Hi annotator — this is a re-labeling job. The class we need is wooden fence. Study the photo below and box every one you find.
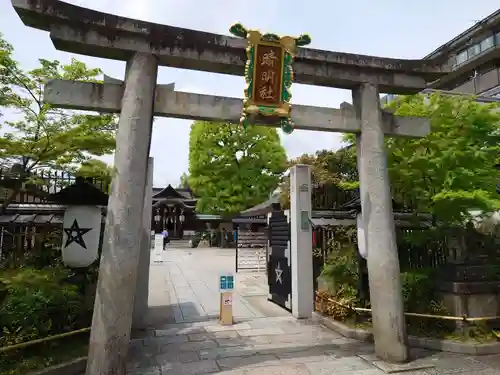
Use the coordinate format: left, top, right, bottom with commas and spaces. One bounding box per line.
0, 169, 110, 268
310, 183, 455, 293
0, 211, 106, 269
311, 184, 356, 211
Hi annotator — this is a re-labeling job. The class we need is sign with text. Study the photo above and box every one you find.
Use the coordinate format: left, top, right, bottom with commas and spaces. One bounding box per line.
252, 44, 284, 107
219, 274, 234, 291
229, 23, 311, 134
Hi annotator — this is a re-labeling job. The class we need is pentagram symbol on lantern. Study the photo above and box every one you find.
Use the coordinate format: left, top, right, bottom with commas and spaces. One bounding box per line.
275, 263, 283, 284
64, 219, 92, 249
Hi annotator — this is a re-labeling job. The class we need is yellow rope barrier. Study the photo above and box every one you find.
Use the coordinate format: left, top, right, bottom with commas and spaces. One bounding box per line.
316, 292, 500, 322
0, 327, 90, 354
4, 292, 500, 354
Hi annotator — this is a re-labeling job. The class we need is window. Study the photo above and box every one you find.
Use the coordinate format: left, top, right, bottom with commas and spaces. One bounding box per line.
468, 44, 481, 58
480, 36, 495, 52
496, 31, 500, 45
455, 50, 468, 65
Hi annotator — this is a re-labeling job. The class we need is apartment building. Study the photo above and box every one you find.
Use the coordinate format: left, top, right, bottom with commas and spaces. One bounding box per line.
381, 8, 500, 106
425, 9, 500, 96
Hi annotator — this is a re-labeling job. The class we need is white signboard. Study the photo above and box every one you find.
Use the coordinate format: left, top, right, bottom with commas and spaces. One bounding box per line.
62, 206, 101, 268
357, 213, 368, 260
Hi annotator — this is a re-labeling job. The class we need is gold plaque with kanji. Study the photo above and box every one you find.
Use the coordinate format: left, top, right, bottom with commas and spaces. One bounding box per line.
229, 23, 311, 134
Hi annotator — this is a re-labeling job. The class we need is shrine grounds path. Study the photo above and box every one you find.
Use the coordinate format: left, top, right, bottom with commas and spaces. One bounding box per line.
126, 242, 500, 374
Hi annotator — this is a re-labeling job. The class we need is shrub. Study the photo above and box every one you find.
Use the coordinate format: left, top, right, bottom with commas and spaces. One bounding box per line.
401, 269, 454, 335
317, 227, 360, 321
0, 267, 83, 346
319, 226, 358, 296
401, 269, 434, 312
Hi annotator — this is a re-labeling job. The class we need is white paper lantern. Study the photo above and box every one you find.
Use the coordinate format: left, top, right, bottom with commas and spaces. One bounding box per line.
62, 205, 101, 267
357, 213, 368, 260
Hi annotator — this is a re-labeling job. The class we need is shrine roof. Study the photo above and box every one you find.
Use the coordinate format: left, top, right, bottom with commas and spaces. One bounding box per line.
153, 184, 194, 199
240, 195, 281, 217
48, 177, 109, 205
339, 195, 404, 212
0, 213, 63, 225
12, 0, 448, 93
152, 199, 196, 211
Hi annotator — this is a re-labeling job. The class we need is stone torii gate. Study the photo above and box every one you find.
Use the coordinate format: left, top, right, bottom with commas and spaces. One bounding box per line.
11, 0, 447, 372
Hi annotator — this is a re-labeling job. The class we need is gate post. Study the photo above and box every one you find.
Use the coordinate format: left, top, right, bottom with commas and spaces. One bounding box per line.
353, 83, 408, 363
86, 53, 158, 375
290, 164, 313, 318
133, 156, 154, 330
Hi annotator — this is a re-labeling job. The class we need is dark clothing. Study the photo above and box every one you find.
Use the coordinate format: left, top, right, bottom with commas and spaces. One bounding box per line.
163, 236, 169, 250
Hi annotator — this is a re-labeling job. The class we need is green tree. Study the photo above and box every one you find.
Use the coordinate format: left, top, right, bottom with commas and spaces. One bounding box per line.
74, 159, 113, 193
75, 159, 113, 179
0, 33, 21, 119
279, 146, 358, 208
177, 172, 190, 189
0, 54, 117, 211
385, 93, 500, 224
342, 93, 500, 224
188, 121, 287, 215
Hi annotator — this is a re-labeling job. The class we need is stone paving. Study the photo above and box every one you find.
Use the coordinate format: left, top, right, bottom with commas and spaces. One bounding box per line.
129, 243, 500, 374
145, 239, 288, 327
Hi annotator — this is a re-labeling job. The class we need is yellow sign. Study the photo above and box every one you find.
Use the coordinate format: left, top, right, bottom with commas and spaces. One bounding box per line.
219, 291, 233, 325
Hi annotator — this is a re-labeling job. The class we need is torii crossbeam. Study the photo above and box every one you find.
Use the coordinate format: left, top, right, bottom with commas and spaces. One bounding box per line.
44, 79, 429, 137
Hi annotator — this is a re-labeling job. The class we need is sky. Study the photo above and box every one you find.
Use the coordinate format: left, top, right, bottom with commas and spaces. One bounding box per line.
1, 0, 499, 188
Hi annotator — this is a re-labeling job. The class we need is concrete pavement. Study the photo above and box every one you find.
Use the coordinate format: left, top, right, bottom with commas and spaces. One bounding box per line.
127, 243, 500, 374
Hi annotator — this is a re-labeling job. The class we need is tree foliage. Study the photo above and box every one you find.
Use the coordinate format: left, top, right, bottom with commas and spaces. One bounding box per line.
0, 36, 117, 210
75, 159, 112, 179
188, 122, 287, 215
177, 172, 190, 189
342, 93, 500, 224
385, 93, 500, 224
280, 146, 358, 208
0, 33, 20, 116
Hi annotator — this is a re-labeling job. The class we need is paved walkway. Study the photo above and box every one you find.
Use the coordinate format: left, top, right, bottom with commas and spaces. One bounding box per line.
145, 240, 288, 326
128, 243, 500, 374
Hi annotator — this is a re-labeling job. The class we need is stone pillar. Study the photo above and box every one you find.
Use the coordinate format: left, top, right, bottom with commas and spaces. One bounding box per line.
290, 164, 314, 318
86, 52, 158, 375
353, 83, 408, 363
132, 157, 154, 330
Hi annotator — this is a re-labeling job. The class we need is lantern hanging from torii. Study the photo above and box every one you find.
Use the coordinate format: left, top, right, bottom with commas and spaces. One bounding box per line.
49, 177, 109, 268
229, 23, 311, 134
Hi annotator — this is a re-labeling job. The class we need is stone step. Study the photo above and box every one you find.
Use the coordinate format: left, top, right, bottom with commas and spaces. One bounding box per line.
153, 236, 192, 249
238, 258, 261, 264
237, 247, 267, 272
238, 251, 266, 257
168, 240, 192, 248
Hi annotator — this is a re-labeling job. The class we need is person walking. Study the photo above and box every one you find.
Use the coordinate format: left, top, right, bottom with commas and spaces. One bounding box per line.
162, 229, 169, 250
222, 228, 228, 248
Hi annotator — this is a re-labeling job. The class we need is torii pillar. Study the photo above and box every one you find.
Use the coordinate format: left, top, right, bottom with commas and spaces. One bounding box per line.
86, 53, 158, 375
353, 83, 408, 362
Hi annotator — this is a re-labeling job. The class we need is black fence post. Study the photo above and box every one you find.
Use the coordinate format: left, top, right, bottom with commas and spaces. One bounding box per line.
235, 228, 239, 272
